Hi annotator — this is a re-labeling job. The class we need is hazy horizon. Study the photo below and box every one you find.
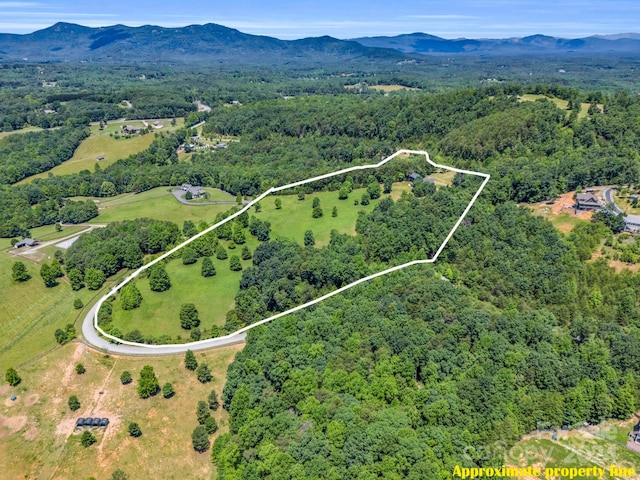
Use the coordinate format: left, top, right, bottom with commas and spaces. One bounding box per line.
0, 0, 637, 40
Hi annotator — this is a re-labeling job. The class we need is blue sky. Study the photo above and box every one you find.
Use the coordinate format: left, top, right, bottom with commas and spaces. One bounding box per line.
0, 1, 637, 39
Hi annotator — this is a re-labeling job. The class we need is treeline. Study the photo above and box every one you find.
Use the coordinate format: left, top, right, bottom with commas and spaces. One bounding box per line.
3, 85, 640, 236
216, 198, 640, 479
65, 218, 180, 290
0, 125, 89, 184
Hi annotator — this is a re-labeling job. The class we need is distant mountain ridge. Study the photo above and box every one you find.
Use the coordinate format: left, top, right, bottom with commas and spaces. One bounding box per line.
0, 22, 403, 65
352, 32, 640, 55
0, 22, 638, 66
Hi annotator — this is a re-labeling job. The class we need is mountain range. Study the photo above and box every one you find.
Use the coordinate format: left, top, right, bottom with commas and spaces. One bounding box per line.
352, 32, 640, 55
0, 22, 638, 65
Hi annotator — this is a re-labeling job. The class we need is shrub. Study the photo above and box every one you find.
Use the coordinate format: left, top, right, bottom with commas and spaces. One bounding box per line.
162, 382, 175, 398
73, 298, 84, 309
75, 362, 86, 374
128, 422, 142, 437
120, 371, 132, 385
68, 395, 80, 411
205, 416, 218, 434
196, 363, 212, 383
80, 430, 96, 447
5, 367, 21, 386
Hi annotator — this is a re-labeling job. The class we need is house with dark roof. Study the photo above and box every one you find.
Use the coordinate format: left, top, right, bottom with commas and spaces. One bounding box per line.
408, 173, 422, 183
14, 238, 37, 248
122, 125, 141, 134
575, 193, 602, 210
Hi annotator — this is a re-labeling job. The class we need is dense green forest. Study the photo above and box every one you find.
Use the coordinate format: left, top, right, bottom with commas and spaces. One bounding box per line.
215, 199, 640, 479
0, 125, 88, 184
3, 82, 640, 237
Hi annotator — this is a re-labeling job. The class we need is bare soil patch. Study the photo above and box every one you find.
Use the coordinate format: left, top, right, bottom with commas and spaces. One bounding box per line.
0, 414, 27, 439
24, 393, 39, 407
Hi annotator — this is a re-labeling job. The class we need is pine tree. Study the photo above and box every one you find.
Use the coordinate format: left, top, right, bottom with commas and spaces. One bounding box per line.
137, 365, 160, 399
196, 363, 212, 383
304, 230, 315, 247
163, 382, 175, 398
216, 245, 228, 260
120, 283, 143, 310
201, 257, 216, 277
185, 350, 198, 371
205, 416, 218, 434
191, 425, 209, 452
149, 265, 171, 292
197, 400, 210, 424
208, 389, 220, 410
120, 371, 132, 384
180, 303, 200, 329
241, 246, 252, 260
229, 255, 242, 271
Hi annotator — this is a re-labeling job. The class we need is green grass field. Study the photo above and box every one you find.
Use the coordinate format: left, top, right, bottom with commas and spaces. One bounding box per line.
254, 186, 380, 247
0, 249, 101, 372
0, 340, 240, 479
519, 94, 598, 120
111, 250, 250, 338
86, 187, 234, 225
17, 118, 185, 184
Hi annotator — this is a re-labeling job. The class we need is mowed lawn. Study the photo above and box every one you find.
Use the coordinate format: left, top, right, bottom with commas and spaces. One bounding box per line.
112, 250, 251, 338
0, 341, 240, 480
0, 250, 98, 371
87, 187, 234, 224
17, 118, 185, 183
254, 187, 380, 247
519, 93, 598, 119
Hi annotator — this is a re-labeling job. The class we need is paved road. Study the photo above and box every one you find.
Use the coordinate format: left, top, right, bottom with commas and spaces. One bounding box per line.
603, 187, 623, 213
81, 302, 246, 355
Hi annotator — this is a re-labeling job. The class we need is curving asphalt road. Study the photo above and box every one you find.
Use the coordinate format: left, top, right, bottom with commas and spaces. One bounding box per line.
603, 187, 623, 213
81, 302, 246, 355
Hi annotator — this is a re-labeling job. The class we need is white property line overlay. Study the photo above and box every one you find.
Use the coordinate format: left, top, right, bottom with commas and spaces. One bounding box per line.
93, 149, 490, 348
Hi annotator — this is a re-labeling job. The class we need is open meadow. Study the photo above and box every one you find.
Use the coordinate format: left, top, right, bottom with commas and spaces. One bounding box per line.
0, 341, 240, 479
87, 187, 234, 225
519, 94, 600, 119
17, 118, 185, 184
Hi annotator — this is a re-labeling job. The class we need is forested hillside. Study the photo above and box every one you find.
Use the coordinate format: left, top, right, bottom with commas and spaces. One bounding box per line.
3, 84, 640, 237
216, 199, 639, 479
